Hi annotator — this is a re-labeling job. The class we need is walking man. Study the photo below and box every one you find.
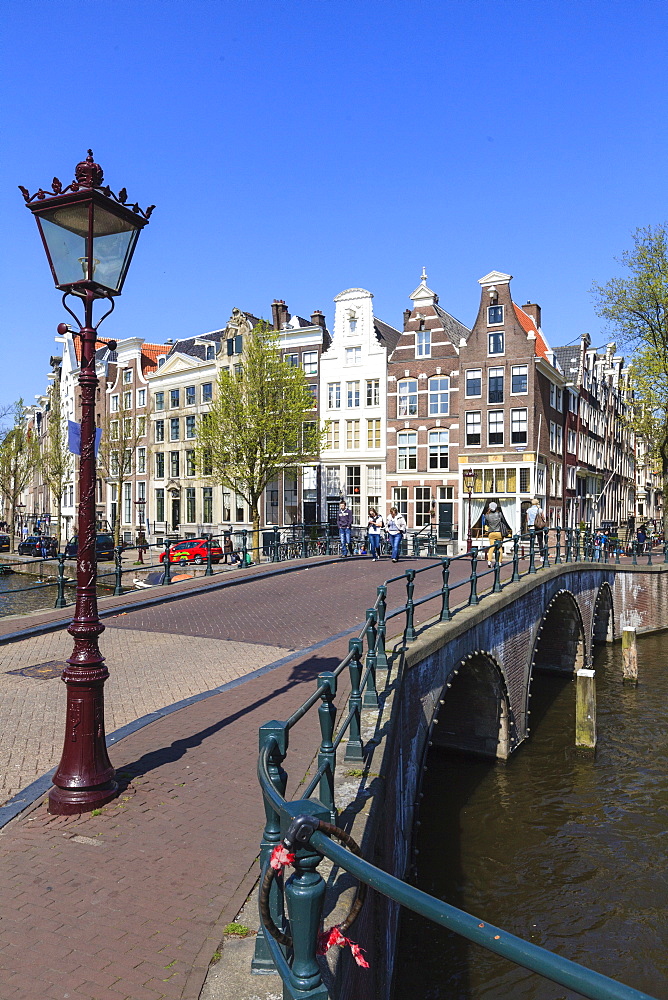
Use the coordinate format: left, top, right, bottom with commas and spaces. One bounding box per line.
337, 500, 353, 557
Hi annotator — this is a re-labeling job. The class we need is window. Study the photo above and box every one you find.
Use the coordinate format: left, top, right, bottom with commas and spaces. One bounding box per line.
488, 330, 504, 355
326, 421, 340, 449
303, 351, 318, 375
155, 419, 164, 442
170, 452, 179, 477
302, 420, 317, 451
466, 411, 481, 446
110, 451, 119, 475
111, 394, 119, 412
367, 419, 381, 449
136, 388, 146, 407
398, 431, 417, 470
465, 370, 482, 398
123, 417, 133, 438
366, 379, 380, 406
186, 488, 196, 523
348, 318, 357, 334
367, 465, 381, 496
285, 353, 299, 368
429, 430, 449, 469
567, 466, 577, 490
155, 488, 164, 522
202, 487, 213, 523
345, 347, 361, 365
347, 381, 360, 407
511, 365, 528, 394
123, 483, 132, 524
346, 420, 360, 449
169, 389, 180, 409
398, 379, 418, 417
392, 487, 408, 517
519, 468, 531, 493
186, 450, 196, 476
488, 367, 504, 403
157, 356, 166, 368
488, 305, 504, 325
511, 408, 528, 444
428, 377, 449, 416
155, 452, 164, 478
154, 391, 164, 411
110, 420, 119, 441
488, 410, 504, 445
568, 429, 577, 453
206, 344, 216, 360
137, 447, 146, 474
325, 466, 341, 497
170, 418, 180, 441
346, 465, 361, 499
556, 424, 563, 455
137, 415, 146, 437
185, 415, 196, 439
416, 329, 431, 358
202, 450, 212, 476
123, 369, 132, 383
202, 382, 213, 403
415, 487, 432, 527
185, 385, 196, 406
328, 382, 341, 409
556, 387, 563, 412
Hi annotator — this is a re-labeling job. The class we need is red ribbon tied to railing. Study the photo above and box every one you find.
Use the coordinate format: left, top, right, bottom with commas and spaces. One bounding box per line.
270, 845, 296, 870
317, 925, 370, 968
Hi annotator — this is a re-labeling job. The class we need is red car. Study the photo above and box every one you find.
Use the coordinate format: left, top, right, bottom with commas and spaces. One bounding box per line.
159, 538, 223, 565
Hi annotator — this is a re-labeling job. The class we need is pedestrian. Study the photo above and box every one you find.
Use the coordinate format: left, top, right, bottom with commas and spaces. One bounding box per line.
367, 507, 383, 561
337, 500, 353, 558
526, 498, 546, 559
483, 502, 510, 567
223, 527, 234, 564
636, 525, 647, 553
387, 506, 407, 563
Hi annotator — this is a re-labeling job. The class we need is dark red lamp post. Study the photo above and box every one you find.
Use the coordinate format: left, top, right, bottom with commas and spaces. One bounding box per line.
21, 151, 153, 814
463, 467, 475, 553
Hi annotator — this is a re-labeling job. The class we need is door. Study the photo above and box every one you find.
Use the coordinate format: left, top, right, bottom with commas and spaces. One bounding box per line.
438, 502, 453, 539
171, 497, 181, 531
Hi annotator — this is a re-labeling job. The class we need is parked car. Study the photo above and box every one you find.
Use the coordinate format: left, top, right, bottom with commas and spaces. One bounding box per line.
159, 538, 223, 564
18, 535, 59, 557
64, 533, 116, 561
0, 533, 10, 552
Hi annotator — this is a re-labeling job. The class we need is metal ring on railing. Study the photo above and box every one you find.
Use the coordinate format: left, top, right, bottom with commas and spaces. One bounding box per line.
259, 814, 367, 947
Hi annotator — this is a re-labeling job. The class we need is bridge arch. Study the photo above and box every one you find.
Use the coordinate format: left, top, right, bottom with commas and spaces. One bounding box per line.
530, 589, 585, 679
592, 581, 614, 646
430, 651, 512, 760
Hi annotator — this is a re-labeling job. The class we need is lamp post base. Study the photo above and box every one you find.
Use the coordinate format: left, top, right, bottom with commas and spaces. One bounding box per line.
48, 780, 118, 815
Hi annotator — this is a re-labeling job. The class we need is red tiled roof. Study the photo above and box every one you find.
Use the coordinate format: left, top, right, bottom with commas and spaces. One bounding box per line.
73, 335, 113, 365
141, 344, 171, 373
513, 303, 550, 360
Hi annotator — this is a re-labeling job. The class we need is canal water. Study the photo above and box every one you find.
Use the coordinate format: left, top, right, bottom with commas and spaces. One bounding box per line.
394, 634, 668, 1000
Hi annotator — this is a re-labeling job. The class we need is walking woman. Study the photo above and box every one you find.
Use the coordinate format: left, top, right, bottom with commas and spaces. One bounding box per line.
387, 506, 407, 563
367, 507, 383, 561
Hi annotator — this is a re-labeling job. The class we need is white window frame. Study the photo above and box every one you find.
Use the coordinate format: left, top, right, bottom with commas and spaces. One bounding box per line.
487, 304, 504, 325
345, 347, 361, 365
488, 330, 505, 356
511, 365, 528, 395
488, 409, 504, 446
465, 411, 482, 447
465, 369, 482, 399
398, 431, 417, 471
428, 376, 449, 416
416, 329, 431, 358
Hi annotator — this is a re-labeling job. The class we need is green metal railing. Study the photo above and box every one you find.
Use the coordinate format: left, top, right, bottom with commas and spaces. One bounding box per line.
254, 527, 663, 999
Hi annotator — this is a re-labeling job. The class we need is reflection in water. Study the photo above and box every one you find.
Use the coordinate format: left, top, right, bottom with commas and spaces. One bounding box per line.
394, 636, 668, 999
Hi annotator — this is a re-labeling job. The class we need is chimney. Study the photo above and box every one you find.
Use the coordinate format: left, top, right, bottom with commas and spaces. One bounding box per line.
403, 309, 411, 329
271, 299, 290, 330
522, 302, 541, 329
311, 310, 326, 331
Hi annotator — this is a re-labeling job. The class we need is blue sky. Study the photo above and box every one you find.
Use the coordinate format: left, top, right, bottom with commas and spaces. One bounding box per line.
1, 0, 667, 408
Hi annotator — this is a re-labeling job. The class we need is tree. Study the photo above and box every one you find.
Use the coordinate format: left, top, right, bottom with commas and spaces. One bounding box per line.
97, 400, 150, 547
197, 320, 324, 559
0, 401, 40, 552
592, 223, 668, 537
40, 373, 71, 548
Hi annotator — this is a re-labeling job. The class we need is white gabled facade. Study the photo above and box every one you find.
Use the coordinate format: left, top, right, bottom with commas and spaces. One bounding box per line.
319, 288, 399, 527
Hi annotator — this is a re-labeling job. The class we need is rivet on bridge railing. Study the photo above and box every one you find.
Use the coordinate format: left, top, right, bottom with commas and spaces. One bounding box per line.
252, 721, 289, 974
363, 609, 379, 709
344, 638, 364, 762
317, 673, 337, 824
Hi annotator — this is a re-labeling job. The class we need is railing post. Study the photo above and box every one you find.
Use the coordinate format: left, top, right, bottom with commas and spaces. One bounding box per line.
241, 528, 249, 568
511, 534, 521, 582
375, 585, 389, 670
565, 528, 573, 563
469, 547, 480, 605
325, 531, 331, 556
632, 540, 637, 565
555, 524, 562, 564
301, 524, 308, 560
404, 568, 417, 642
493, 539, 502, 592
252, 721, 289, 974
528, 529, 537, 574
363, 608, 379, 708
440, 557, 451, 622
575, 528, 581, 561
647, 540, 653, 565
271, 530, 279, 563
413, 534, 420, 558
113, 545, 123, 596
317, 673, 337, 824
615, 538, 621, 564
542, 528, 550, 569
664, 540, 668, 564
204, 533, 214, 576
162, 539, 172, 585
282, 799, 331, 1000
54, 551, 67, 609
344, 638, 364, 762
603, 538, 609, 564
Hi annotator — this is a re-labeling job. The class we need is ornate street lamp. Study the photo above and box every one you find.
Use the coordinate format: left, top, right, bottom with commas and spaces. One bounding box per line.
463, 467, 475, 553
21, 151, 153, 814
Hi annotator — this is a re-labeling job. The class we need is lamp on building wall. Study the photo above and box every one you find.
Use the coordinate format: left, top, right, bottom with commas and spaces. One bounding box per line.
21, 151, 153, 815
463, 467, 475, 552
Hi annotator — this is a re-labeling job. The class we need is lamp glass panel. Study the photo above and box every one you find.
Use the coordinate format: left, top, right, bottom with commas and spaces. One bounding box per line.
39, 216, 87, 287
92, 227, 139, 292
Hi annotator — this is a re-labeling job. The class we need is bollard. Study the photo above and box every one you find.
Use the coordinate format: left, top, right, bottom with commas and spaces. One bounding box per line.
54, 551, 67, 609
162, 540, 172, 585
404, 569, 417, 642
113, 546, 123, 596
204, 533, 213, 576
317, 673, 337, 823
469, 547, 479, 605
363, 609, 379, 708
440, 558, 451, 622
344, 638, 364, 761
252, 722, 289, 973
575, 668, 596, 748
622, 627, 638, 685
375, 585, 389, 670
